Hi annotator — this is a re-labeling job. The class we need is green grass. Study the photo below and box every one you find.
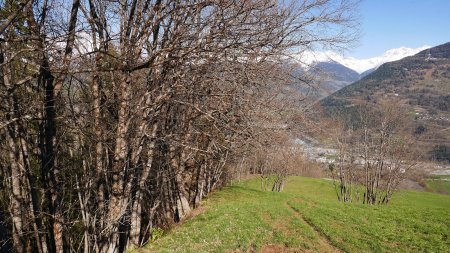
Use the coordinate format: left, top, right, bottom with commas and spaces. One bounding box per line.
426, 179, 450, 195
140, 177, 450, 253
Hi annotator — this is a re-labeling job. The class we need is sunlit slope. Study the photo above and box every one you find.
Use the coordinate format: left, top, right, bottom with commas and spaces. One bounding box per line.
140, 177, 450, 253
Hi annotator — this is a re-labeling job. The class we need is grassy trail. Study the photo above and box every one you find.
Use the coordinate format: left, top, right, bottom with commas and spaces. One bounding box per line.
285, 200, 342, 253
137, 177, 450, 253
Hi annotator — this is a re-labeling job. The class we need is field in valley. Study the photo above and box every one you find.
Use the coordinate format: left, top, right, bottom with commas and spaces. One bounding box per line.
137, 177, 450, 253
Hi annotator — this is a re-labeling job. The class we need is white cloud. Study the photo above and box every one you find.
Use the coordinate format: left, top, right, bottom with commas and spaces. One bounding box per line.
295, 45, 431, 73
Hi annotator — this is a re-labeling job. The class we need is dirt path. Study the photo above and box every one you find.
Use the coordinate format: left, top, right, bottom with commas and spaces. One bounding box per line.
285, 200, 343, 253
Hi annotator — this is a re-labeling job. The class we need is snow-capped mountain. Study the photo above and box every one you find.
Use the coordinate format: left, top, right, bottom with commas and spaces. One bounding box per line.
297, 45, 431, 73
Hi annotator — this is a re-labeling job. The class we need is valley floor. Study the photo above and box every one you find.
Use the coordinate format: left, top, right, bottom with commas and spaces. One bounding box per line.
137, 177, 450, 253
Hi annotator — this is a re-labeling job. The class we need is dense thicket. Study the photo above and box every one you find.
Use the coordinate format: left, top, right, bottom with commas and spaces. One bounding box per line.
0, 0, 357, 252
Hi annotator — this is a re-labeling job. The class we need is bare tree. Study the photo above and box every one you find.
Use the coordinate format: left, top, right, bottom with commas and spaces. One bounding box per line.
0, 0, 359, 252
330, 103, 419, 204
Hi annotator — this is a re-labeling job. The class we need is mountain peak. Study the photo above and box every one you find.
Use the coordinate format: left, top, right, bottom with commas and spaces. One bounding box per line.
297, 45, 431, 74
382, 46, 428, 58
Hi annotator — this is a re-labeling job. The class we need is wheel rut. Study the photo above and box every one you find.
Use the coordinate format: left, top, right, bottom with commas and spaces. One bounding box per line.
286, 200, 344, 253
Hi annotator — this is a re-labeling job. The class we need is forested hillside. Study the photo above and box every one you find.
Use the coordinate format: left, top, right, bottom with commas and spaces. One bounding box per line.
321, 42, 450, 162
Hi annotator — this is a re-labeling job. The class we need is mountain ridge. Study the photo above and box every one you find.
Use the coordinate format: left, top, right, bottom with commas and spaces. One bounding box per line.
299, 45, 430, 73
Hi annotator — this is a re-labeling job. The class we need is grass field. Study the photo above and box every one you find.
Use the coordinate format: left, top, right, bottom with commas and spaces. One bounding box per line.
426, 179, 450, 195
139, 177, 450, 253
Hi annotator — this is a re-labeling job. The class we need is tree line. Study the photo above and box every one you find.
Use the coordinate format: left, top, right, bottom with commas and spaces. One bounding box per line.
0, 0, 358, 252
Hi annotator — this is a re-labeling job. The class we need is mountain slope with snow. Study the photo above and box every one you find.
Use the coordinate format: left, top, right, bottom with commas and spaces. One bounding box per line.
307, 61, 360, 98
298, 45, 431, 73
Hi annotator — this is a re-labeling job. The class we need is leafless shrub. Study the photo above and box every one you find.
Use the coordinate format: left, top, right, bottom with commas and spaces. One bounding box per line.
330, 103, 420, 204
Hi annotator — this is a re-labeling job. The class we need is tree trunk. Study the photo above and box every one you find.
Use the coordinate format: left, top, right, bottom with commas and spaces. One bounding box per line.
106, 72, 131, 253
130, 123, 158, 247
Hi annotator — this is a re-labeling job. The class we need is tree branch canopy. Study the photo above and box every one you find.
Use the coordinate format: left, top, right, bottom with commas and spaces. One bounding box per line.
0, 1, 359, 252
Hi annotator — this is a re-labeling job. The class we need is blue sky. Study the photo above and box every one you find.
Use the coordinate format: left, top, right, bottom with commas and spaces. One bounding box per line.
351, 0, 450, 58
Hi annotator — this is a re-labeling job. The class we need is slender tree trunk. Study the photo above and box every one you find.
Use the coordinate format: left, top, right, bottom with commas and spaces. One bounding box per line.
2, 42, 26, 253
130, 122, 158, 247
6, 133, 26, 253
91, 53, 106, 231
